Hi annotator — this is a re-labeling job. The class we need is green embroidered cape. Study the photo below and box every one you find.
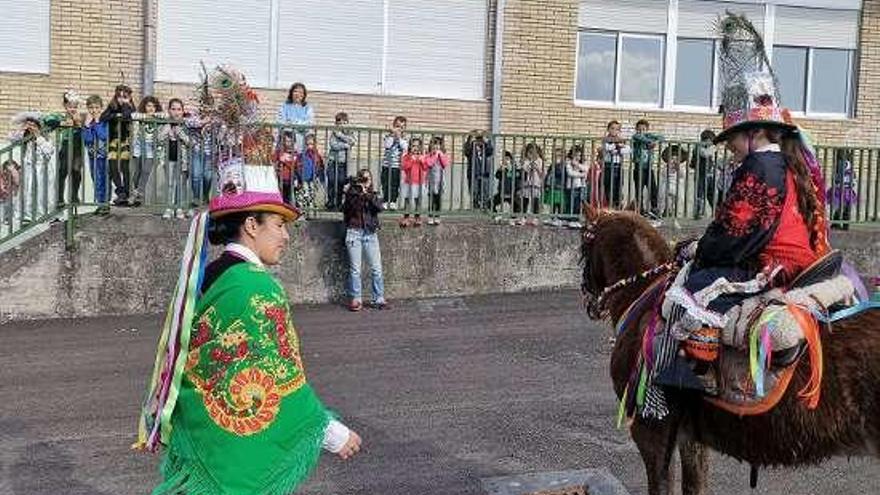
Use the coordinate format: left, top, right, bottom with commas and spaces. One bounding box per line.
153, 261, 331, 495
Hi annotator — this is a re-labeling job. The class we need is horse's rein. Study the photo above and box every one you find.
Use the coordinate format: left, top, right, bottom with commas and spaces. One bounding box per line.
595, 262, 676, 316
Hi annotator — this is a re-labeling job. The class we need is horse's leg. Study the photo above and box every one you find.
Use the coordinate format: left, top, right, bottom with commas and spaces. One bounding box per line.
679, 439, 708, 495
631, 416, 679, 495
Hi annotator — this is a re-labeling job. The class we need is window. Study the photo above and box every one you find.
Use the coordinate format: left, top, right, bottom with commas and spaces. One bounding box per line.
157, 0, 487, 99
575, 32, 616, 102
773, 47, 807, 112
620, 36, 664, 105
674, 39, 715, 107
575, 32, 664, 106
773, 46, 854, 116
810, 49, 853, 115
0, 0, 50, 74
575, 0, 860, 117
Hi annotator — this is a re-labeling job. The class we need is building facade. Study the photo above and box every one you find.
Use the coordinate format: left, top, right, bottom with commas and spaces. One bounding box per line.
1, 0, 876, 145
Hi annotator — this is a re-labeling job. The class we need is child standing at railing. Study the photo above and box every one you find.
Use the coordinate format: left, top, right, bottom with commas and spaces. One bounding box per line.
56, 90, 85, 207
130, 96, 166, 207
659, 144, 687, 220
158, 98, 190, 219
381, 116, 408, 210
273, 131, 296, 205
425, 136, 451, 225
494, 150, 521, 223
185, 107, 212, 211
83, 95, 110, 214
631, 119, 662, 216
100, 84, 136, 206
829, 148, 857, 231
8, 113, 56, 223
543, 147, 567, 227
327, 112, 357, 211
294, 133, 325, 217
564, 144, 590, 228
400, 137, 429, 227
520, 142, 545, 226
690, 129, 717, 220
602, 120, 630, 209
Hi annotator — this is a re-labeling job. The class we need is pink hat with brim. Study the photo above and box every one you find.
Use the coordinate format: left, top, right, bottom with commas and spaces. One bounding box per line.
209, 159, 302, 222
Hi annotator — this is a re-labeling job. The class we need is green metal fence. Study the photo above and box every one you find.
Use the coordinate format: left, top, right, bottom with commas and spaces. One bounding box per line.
1, 116, 876, 249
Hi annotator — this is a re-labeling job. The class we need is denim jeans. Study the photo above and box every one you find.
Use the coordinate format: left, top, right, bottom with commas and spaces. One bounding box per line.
190, 152, 213, 205
345, 228, 385, 303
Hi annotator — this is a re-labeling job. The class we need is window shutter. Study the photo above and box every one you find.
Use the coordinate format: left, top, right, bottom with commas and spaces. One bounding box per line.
0, 0, 49, 74
157, 0, 272, 87
677, 1, 764, 39
774, 7, 859, 49
384, 0, 488, 100
579, 0, 668, 34
277, 0, 384, 94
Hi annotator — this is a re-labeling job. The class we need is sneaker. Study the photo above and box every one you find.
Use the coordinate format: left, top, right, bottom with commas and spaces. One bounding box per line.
567, 221, 583, 229
389, 202, 398, 210
493, 215, 503, 223
542, 217, 554, 226
373, 300, 390, 310
129, 192, 143, 207
673, 219, 682, 230
162, 208, 173, 219
382, 202, 389, 210
113, 197, 129, 207
348, 300, 363, 312
175, 208, 186, 219
649, 218, 663, 228
433, 217, 441, 225
427, 218, 436, 226
514, 217, 525, 226
550, 218, 564, 227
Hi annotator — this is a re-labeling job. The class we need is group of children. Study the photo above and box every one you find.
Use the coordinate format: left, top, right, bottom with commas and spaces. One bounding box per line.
5, 85, 216, 221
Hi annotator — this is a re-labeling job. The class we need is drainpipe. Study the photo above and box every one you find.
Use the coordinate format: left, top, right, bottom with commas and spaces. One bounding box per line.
490, 0, 506, 135
142, 0, 156, 96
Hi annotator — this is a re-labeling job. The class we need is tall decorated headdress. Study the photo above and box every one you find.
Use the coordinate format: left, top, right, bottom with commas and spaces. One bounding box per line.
136, 64, 298, 453
714, 12, 796, 143
714, 11, 832, 256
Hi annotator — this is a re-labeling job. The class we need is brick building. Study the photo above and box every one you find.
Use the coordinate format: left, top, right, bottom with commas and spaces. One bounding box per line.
0, 0, 876, 145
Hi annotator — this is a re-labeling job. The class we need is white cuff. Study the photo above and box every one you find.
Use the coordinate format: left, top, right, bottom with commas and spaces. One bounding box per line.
322, 419, 351, 453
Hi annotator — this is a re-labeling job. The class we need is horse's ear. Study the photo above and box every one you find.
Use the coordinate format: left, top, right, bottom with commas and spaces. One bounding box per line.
583, 202, 600, 223
623, 200, 637, 212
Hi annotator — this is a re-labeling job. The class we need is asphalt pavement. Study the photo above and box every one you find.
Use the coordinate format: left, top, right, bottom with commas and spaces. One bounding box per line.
1, 290, 878, 494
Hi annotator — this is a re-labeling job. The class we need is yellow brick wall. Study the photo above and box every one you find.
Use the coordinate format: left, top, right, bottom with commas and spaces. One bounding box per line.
0, 0, 145, 138
498, 0, 880, 146
1, 0, 493, 138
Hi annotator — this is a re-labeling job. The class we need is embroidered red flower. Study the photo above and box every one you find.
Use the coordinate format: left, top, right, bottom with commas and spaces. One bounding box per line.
720, 172, 783, 237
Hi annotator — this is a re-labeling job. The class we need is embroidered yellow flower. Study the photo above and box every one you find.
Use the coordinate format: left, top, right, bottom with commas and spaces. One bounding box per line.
220, 330, 248, 348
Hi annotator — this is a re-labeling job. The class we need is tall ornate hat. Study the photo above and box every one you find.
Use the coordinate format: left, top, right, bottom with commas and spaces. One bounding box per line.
714, 12, 797, 143
197, 64, 300, 222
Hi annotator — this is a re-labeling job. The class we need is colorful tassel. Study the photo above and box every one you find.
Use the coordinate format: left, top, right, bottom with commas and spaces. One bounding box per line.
788, 303, 823, 409
135, 212, 210, 452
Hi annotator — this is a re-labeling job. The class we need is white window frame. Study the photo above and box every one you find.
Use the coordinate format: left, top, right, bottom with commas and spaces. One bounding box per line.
773, 44, 854, 119
670, 37, 719, 113
573, 0, 859, 119
573, 30, 666, 109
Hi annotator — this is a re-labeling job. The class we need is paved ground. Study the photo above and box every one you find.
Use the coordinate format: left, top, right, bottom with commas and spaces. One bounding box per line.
1, 290, 878, 495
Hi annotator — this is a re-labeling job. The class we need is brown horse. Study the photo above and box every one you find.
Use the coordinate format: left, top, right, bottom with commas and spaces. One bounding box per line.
579, 205, 880, 495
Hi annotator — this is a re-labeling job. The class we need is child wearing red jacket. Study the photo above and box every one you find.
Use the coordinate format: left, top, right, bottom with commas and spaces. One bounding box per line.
425, 136, 451, 225
273, 131, 296, 204
400, 137, 429, 227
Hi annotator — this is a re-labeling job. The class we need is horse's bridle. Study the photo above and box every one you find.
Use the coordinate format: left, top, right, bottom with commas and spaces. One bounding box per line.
581, 217, 676, 320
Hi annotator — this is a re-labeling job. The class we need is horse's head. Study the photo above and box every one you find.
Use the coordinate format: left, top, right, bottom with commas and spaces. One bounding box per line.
580, 203, 673, 321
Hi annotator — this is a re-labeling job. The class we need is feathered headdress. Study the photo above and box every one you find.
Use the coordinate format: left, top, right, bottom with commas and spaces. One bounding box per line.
714, 11, 796, 143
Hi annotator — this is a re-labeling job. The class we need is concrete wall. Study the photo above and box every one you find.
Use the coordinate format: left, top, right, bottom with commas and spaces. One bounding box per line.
1, 213, 878, 322
0, 214, 584, 322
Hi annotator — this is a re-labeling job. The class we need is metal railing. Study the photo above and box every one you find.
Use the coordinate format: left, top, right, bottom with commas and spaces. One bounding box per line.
1, 116, 877, 248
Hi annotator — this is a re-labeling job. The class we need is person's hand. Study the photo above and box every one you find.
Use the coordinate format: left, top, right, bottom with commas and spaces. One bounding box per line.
337, 430, 362, 460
